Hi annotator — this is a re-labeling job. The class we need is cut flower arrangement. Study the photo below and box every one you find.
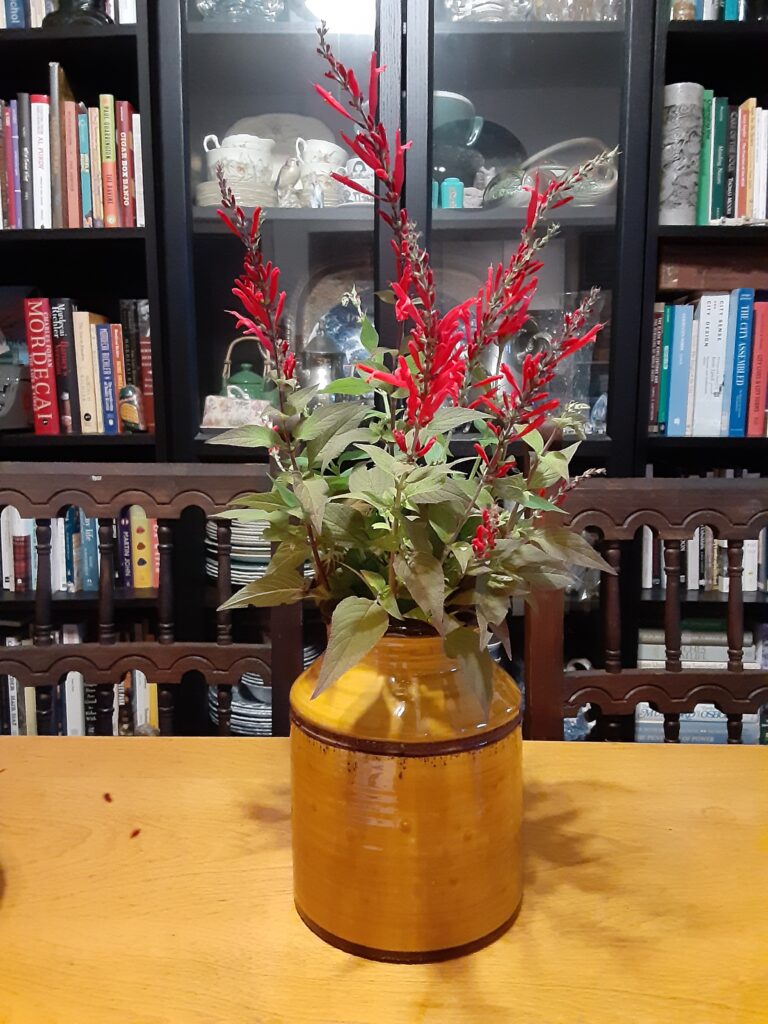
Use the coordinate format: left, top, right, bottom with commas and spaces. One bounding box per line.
212, 25, 613, 710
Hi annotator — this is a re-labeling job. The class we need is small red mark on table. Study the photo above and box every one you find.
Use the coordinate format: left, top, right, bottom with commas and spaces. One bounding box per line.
130, 828, 141, 839
103, 793, 113, 803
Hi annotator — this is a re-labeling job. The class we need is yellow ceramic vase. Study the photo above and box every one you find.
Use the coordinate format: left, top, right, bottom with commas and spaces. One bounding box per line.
290, 633, 523, 962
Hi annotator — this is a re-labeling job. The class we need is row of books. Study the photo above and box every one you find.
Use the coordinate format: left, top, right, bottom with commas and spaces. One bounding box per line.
0, 626, 158, 737
0, 0, 136, 29
10, 292, 154, 435
648, 290, 768, 437
0, 63, 144, 230
0, 504, 160, 593
696, 93, 768, 225
675, 0, 750, 18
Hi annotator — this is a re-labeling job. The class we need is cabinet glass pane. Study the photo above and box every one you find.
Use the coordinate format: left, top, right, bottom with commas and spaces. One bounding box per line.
430, 12, 625, 436
185, 1, 376, 434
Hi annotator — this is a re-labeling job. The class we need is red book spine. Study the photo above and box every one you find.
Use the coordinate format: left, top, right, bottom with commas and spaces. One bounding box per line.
116, 101, 135, 228
24, 297, 61, 435
138, 330, 154, 433
13, 534, 32, 591
63, 100, 81, 229
3, 104, 16, 229
747, 302, 768, 436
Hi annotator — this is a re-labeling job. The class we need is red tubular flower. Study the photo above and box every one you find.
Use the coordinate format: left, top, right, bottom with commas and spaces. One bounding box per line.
393, 429, 408, 453
313, 84, 354, 121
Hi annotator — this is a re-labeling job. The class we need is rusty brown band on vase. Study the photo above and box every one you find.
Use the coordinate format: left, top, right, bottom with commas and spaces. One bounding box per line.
289, 708, 522, 757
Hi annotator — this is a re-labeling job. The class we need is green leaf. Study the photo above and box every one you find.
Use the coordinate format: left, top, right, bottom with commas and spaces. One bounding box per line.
213, 508, 272, 522
533, 527, 613, 574
360, 570, 387, 596
444, 627, 493, 714
348, 465, 395, 506
270, 543, 311, 573
375, 288, 396, 305
318, 428, 374, 470
450, 541, 472, 576
424, 502, 464, 544
322, 504, 370, 547
394, 551, 445, 632
354, 443, 410, 476
228, 491, 287, 511
319, 377, 373, 396
475, 584, 510, 633
427, 406, 489, 435
206, 425, 282, 449
286, 386, 320, 414
360, 314, 379, 353
219, 565, 305, 610
313, 597, 389, 696
523, 429, 545, 455
294, 402, 366, 443
293, 477, 328, 535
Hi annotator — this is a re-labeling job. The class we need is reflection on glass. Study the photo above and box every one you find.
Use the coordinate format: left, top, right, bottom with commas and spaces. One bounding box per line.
441, 0, 624, 19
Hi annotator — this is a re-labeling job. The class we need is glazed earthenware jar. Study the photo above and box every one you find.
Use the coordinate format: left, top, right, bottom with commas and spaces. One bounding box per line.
290, 633, 523, 962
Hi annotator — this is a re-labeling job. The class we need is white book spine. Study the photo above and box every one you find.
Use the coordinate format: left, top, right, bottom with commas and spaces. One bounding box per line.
104, 0, 116, 19
24, 687, 37, 735
133, 669, 150, 731
29, 0, 45, 27
88, 108, 104, 227
759, 109, 768, 221
692, 293, 729, 436
0, 4, 6, 28
30, 96, 51, 229
638, 643, 757, 663
1, 505, 20, 590
132, 113, 145, 228
6, 637, 22, 735
744, 538, 759, 592
62, 624, 86, 736
117, 0, 137, 22
72, 313, 99, 434
684, 311, 700, 436
641, 526, 653, 590
702, 0, 718, 16
686, 527, 700, 589
759, 528, 767, 592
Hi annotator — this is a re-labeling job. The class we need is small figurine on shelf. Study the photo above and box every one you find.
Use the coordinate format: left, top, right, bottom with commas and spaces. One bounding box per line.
43, 0, 113, 26
275, 157, 302, 209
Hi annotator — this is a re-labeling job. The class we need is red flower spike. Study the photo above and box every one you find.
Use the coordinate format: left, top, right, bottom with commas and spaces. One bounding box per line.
473, 443, 490, 465
393, 429, 408, 453
417, 437, 437, 458
331, 173, 375, 198
347, 68, 361, 100
368, 52, 381, 121
313, 83, 355, 121
216, 210, 240, 239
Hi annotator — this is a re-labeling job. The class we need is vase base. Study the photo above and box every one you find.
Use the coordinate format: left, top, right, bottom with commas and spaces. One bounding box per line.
295, 898, 523, 964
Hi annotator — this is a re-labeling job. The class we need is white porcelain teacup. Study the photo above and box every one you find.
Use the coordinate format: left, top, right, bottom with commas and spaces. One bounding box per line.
204, 133, 275, 183
295, 137, 347, 167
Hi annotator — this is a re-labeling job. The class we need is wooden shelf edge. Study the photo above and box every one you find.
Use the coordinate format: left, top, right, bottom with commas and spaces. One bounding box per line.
0, 228, 145, 241
0, 24, 137, 41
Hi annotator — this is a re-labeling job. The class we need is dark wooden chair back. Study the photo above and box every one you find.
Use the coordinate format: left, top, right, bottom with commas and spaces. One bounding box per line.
524, 478, 768, 742
0, 463, 302, 737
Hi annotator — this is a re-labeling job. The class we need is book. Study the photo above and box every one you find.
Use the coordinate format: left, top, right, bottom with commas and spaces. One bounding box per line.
88, 323, 105, 433
50, 298, 80, 434
691, 292, 729, 436
24, 297, 60, 435
696, 90, 714, 226
150, 518, 159, 587
79, 511, 99, 591
132, 112, 144, 229
2, 101, 16, 229
117, 0, 137, 21
648, 303, 664, 431
666, 303, 694, 437
129, 505, 153, 588
725, 104, 738, 219
9, 100, 21, 228
117, 507, 133, 587
116, 100, 135, 228
49, 63, 75, 229
13, 527, 32, 591
110, 323, 127, 432
709, 97, 728, 222
16, 93, 32, 229
0, 4, 5, 26
0, 101, 7, 229
720, 287, 748, 433
684, 307, 700, 436
72, 310, 102, 434
638, 641, 757, 663
95, 321, 119, 434
77, 104, 93, 228
658, 247, 768, 291
658, 304, 674, 433
51, 515, 65, 593
28, 0, 46, 27
727, 288, 754, 436
746, 99, 757, 219
64, 506, 82, 592
1, 505, 21, 591
87, 107, 103, 228
754, 108, 768, 222
119, 298, 139, 385
747, 300, 768, 437
99, 94, 120, 228
136, 300, 154, 431
5, 0, 25, 27
29, 94, 51, 229
62, 99, 81, 229
61, 624, 85, 737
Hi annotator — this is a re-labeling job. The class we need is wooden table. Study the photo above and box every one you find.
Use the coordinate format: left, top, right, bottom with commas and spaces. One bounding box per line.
0, 740, 766, 1024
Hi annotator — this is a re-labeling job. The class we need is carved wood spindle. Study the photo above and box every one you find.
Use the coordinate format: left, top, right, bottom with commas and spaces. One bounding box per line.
158, 686, 174, 736
216, 520, 233, 645
217, 685, 232, 736
36, 687, 56, 736
97, 518, 116, 645
34, 518, 53, 646
95, 684, 115, 736
663, 540, 682, 672
157, 520, 175, 644
726, 540, 744, 672
663, 713, 681, 743
601, 540, 622, 673
727, 714, 743, 744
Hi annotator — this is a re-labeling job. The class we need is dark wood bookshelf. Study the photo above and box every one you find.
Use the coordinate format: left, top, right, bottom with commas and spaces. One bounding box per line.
656, 225, 768, 241
0, 228, 146, 241
0, 587, 158, 608
666, 21, 768, 35
0, 25, 137, 42
641, 587, 768, 605
1, 434, 155, 448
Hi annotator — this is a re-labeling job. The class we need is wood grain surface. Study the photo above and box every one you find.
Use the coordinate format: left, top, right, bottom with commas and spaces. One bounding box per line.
0, 739, 766, 1024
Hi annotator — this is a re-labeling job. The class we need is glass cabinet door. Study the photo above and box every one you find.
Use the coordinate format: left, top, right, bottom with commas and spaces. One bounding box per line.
182, 0, 378, 450
429, 5, 626, 446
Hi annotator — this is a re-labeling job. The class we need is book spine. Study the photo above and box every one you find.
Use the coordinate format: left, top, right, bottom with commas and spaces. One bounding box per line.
648, 303, 664, 432
746, 99, 757, 219
79, 511, 99, 591
686, 526, 700, 588
99, 94, 120, 228
658, 304, 674, 433
95, 322, 119, 434
50, 297, 80, 433
77, 106, 93, 228
117, 0, 137, 21
132, 112, 145, 229
13, 532, 31, 591
129, 505, 153, 588
110, 323, 127, 432
116, 101, 135, 228
744, 538, 759, 592
684, 308, 700, 436
89, 325, 104, 433
16, 93, 32, 229
0, 506, 19, 591
3, 101, 16, 229
725, 105, 738, 219
747, 301, 768, 436
10, 100, 21, 227
0, 101, 7, 230
641, 526, 653, 589
104, 0, 115, 19
737, 102, 750, 219
63, 100, 81, 229
61, 624, 85, 737
24, 297, 60, 434
150, 517, 159, 587
728, 288, 755, 436
709, 98, 728, 222
0, 3, 5, 26
117, 508, 133, 588
64, 506, 80, 591
28, 0, 44, 27
692, 292, 729, 436
667, 305, 694, 437
72, 312, 99, 434
696, 91, 714, 226
48, 62, 64, 228
29, 94, 51, 229
120, 298, 139, 385
136, 300, 154, 432
724, 0, 739, 17
5, 0, 26, 27
87, 107, 103, 228
720, 287, 742, 434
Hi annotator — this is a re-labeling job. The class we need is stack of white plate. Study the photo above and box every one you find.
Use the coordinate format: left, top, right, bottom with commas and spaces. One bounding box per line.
206, 518, 315, 584
208, 641, 324, 736
196, 179, 312, 210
